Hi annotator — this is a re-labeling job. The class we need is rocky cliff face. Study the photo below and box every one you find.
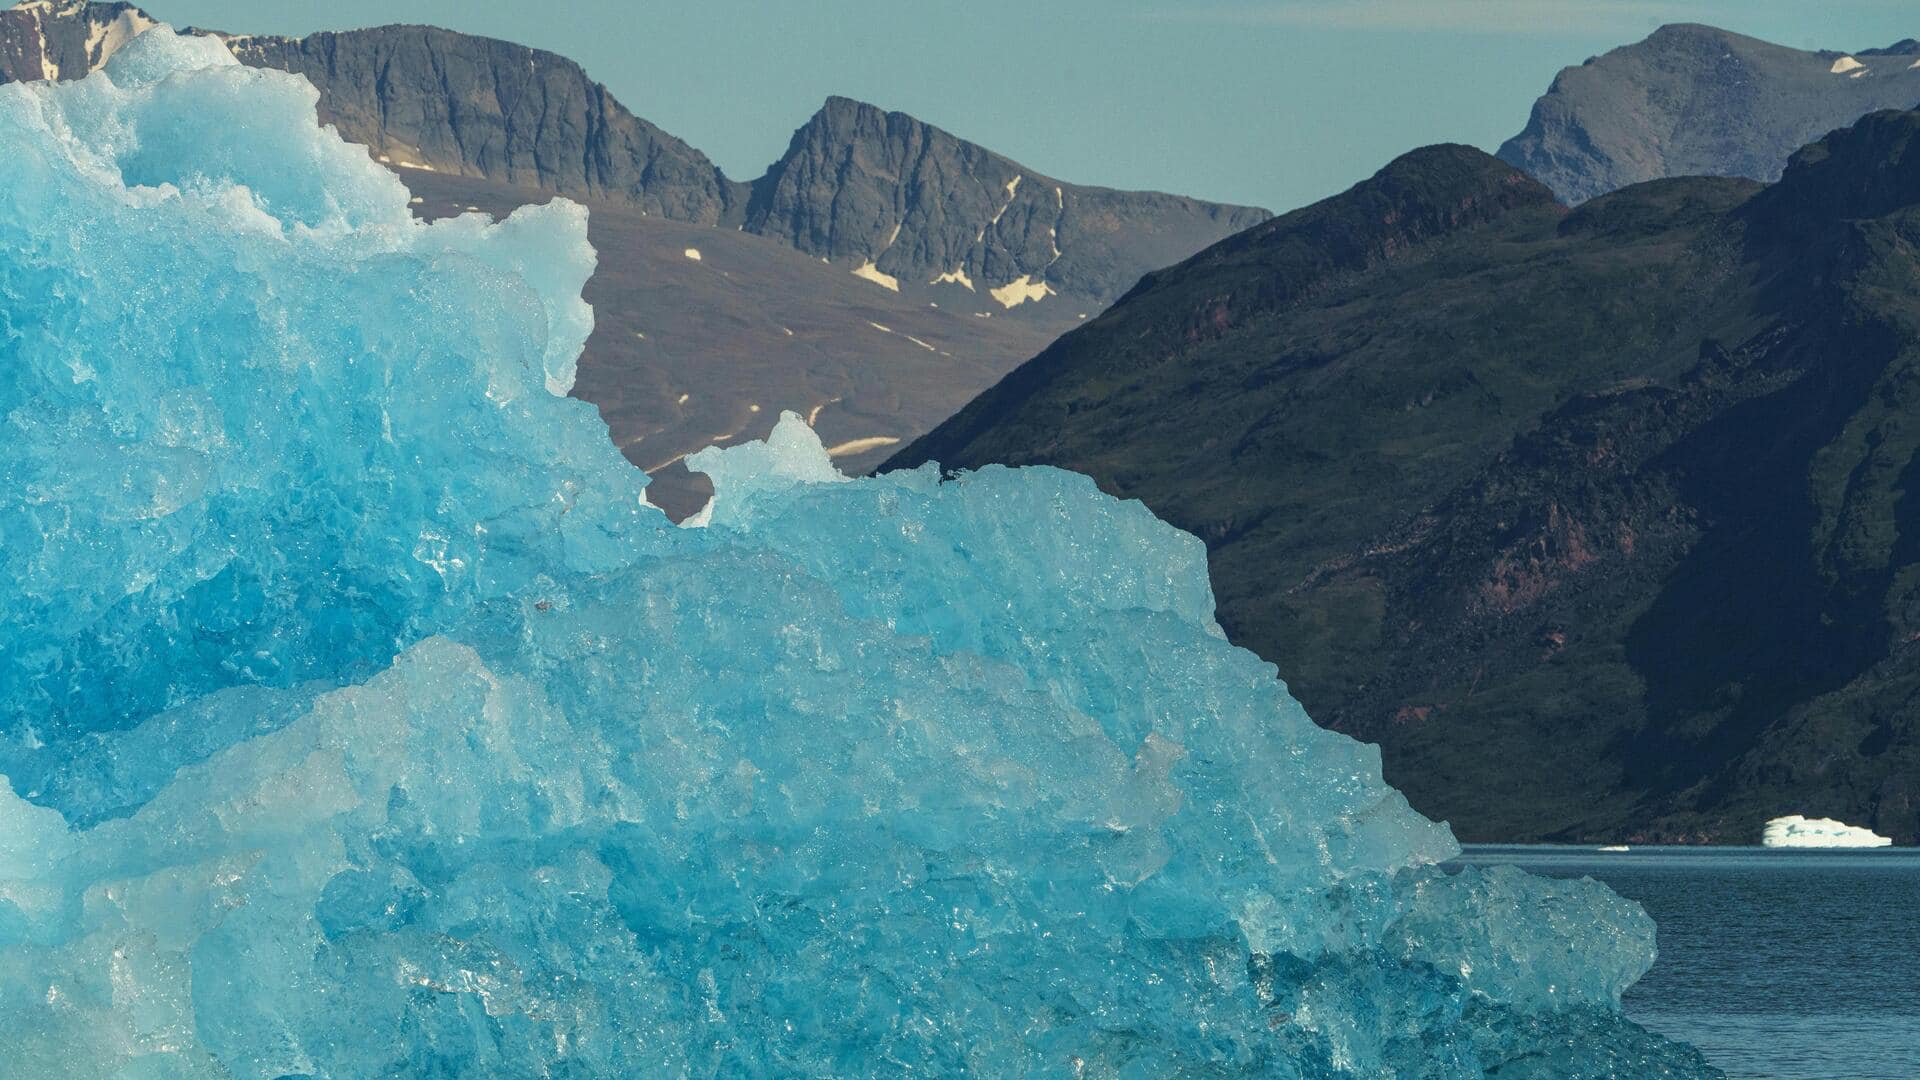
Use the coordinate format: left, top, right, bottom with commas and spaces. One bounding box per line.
745, 96, 1270, 310
2, 3, 1265, 314
0, 1, 1269, 512
891, 116, 1920, 845
220, 21, 1269, 314
0, 0, 151, 81
1499, 23, 1920, 205
221, 27, 748, 225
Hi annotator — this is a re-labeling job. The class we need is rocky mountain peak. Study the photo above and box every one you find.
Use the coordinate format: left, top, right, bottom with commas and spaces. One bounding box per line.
745, 94, 1270, 312
1500, 22, 1920, 206
2, 4, 1266, 316
220, 24, 748, 225
1637, 22, 1747, 49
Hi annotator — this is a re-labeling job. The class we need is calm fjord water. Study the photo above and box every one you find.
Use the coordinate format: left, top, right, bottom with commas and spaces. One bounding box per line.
1455, 846, 1920, 1078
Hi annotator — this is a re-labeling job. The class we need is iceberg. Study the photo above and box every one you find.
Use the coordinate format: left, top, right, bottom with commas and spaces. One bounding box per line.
1762, 815, 1894, 848
0, 27, 1712, 1077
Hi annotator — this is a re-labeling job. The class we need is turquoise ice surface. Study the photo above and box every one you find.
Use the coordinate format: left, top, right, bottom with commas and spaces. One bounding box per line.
0, 27, 1712, 1078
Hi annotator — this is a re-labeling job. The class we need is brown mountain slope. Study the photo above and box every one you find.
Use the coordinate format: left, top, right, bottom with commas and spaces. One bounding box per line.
404, 171, 1071, 516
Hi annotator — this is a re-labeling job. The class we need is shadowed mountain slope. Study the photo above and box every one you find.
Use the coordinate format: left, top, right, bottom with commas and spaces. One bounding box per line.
893, 118, 1920, 845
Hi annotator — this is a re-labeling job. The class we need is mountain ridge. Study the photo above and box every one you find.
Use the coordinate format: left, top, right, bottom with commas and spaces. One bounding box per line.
1499, 22, 1920, 205
0, 2, 1270, 317
890, 114, 1920, 844
220, 29, 1270, 315
0, 1, 1267, 512
744, 95, 1270, 310
221, 24, 751, 225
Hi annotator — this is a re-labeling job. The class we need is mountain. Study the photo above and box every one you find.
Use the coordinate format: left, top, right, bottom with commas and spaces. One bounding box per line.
743, 96, 1271, 311
221, 25, 749, 224
213, 32, 1269, 317
404, 168, 1074, 517
0, 2, 1265, 511
889, 112, 1920, 845
210, 28, 1267, 318
0, 0, 149, 78
1500, 23, 1920, 205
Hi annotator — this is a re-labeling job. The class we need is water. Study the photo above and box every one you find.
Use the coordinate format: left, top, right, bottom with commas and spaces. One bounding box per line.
1455, 846, 1920, 1078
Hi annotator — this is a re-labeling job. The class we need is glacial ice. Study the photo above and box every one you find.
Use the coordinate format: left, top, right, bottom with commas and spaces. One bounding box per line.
0, 27, 1713, 1078
1762, 815, 1894, 848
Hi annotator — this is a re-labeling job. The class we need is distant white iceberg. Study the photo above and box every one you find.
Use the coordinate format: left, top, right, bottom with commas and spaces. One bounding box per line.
1762, 815, 1893, 848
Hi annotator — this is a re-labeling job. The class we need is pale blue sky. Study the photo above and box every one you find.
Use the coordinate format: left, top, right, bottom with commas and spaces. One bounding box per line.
133, 1, 1920, 213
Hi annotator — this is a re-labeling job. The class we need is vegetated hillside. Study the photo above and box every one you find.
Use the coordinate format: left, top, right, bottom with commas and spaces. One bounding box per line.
1500, 22, 1920, 205
893, 115, 1920, 844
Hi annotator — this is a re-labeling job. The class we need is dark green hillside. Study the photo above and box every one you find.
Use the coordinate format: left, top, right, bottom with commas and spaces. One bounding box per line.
891, 116, 1920, 843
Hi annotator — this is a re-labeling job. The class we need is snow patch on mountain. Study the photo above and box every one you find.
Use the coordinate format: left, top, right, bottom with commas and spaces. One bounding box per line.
84, 4, 151, 67
990, 275, 1055, 309
823, 434, 903, 457
851, 259, 899, 291
930, 266, 975, 291
989, 174, 1022, 227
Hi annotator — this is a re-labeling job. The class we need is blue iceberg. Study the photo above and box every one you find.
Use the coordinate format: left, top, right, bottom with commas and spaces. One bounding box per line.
0, 28, 1711, 1078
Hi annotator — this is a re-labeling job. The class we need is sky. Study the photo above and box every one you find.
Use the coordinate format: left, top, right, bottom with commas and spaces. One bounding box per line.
129, 1, 1920, 214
